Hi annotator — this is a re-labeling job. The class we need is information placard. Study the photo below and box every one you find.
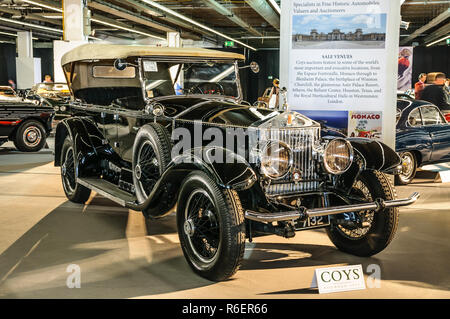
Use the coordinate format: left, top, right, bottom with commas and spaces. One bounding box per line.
280, 0, 401, 148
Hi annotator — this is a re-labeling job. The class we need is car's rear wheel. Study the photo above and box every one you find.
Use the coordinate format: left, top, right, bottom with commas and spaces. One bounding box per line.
326, 170, 399, 257
395, 151, 416, 185
132, 123, 172, 204
177, 171, 245, 281
14, 120, 46, 152
60, 136, 91, 204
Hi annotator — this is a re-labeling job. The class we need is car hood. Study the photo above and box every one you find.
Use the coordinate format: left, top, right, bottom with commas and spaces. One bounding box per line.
157, 97, 318, 129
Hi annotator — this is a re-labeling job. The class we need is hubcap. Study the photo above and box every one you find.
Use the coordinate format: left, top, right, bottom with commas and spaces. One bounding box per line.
184, 218, 196, 237
23, 126, 41, 147
400, 153, 414, 180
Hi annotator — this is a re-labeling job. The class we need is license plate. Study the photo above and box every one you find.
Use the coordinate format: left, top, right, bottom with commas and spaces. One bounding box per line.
295, 215, 330, 230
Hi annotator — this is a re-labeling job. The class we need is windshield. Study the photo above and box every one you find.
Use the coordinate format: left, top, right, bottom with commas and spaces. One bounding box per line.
142, 60, 239, 99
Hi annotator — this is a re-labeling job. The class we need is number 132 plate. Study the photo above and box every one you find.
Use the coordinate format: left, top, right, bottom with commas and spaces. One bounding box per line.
295, 215, 330, 230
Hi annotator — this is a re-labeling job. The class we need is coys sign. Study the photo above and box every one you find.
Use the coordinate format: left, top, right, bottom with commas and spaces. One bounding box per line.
311, 265, 366, 294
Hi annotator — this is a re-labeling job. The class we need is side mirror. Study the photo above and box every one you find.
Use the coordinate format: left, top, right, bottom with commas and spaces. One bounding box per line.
114, 58, 127, 71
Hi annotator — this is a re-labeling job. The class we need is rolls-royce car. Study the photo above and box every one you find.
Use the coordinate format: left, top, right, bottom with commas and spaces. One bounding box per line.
54, 44, 418, 281
396, 98, 450, 184
0, 89, 54, 151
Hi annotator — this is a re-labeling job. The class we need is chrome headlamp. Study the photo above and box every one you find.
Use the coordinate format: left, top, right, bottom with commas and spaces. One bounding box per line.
323, 139, 353, 175
260, 141, 293, 179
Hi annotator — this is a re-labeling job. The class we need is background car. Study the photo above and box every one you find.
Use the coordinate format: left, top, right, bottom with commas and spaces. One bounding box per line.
0, 90, 54, 152
396, 98, 450, 184
27, 83, 71, 119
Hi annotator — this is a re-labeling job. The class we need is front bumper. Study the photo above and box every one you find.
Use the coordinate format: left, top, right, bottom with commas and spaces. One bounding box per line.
245, 192, 420, 223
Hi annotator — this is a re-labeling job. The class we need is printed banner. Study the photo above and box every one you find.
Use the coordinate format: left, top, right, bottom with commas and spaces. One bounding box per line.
348, 111, 382, 140
397, 46, 413, 92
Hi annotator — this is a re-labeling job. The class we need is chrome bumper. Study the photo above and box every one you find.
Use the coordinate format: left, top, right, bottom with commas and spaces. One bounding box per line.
245, 192, 420, 223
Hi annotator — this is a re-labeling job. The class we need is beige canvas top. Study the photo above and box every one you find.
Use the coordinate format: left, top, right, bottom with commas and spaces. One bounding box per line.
61, 44, 245, 66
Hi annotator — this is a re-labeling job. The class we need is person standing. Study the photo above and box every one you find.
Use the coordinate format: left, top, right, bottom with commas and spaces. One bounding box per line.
421, 73, 450, 111
7, 79, 16, 90
414, 73, 427, 100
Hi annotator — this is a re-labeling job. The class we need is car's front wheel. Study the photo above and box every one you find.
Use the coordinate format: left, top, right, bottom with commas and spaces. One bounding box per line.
326, 170, 399, 257
177, 171, 246, 281
395, 151, 417, 185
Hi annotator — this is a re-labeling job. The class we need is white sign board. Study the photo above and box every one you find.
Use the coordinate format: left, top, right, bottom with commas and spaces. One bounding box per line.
280, 0, 401, 149
311, 265, 366, 294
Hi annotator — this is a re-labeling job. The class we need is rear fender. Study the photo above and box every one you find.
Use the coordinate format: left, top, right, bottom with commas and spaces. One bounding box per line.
54, 117, 104, 175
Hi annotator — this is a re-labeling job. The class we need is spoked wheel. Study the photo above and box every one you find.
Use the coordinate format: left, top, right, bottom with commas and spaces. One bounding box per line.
326, 170, 399, 257
177, 171, 245, 281
183, 189, 221, 264
60, 136, 91, 203
395, 152, 417, 185
132, 123, 172, 215
14, 120, 46, 152
135, 140, 161, 199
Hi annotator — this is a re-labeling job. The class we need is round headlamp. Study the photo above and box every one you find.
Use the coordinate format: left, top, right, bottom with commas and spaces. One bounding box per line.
260, 141, 293, 179
323, 139, 353, 175
60, 105, 67, 112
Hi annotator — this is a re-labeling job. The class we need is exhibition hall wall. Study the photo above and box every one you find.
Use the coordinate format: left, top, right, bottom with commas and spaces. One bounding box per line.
0, 43, 53, 85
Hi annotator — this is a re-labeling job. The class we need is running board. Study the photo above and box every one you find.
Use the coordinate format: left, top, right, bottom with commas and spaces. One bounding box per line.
77, 178, 137, 207
245, 192, 420, 223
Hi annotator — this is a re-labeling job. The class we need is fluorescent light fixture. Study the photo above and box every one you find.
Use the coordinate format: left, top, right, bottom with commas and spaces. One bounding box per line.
21, 0, 63, 13
0, 17, 63, 34
426, 34, 450, 47
267, 0, 281, 15
139, 0, 257, 51
0, 30, 39, 40
90, 18, 166, 41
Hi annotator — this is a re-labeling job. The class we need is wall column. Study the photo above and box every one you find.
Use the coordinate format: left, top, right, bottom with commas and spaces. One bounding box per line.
16, 31, 41, 89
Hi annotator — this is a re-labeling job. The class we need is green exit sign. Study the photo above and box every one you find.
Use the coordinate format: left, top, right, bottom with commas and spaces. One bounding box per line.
224, 41, 235, 47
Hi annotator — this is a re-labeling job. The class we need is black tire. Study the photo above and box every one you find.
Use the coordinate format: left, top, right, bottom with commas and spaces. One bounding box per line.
60, 136, 91, 204
132, 123, 172, 204
326, 170, 399, 257
177, 171, 245, 281
395, 151, 417, 185
14, 120, 47, 152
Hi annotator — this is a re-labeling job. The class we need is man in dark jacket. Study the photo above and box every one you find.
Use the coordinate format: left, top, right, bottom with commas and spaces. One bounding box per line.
421, 73, 450, 111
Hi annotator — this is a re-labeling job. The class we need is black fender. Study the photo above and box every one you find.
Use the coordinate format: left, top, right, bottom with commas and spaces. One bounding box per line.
337, 138, 401, 192
132, 147, 257, 218
54, 117, 104, 176
347, 138, 401, 172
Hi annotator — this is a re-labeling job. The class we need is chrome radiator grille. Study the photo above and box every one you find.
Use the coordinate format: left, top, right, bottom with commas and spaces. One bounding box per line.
261, 127, 321, 195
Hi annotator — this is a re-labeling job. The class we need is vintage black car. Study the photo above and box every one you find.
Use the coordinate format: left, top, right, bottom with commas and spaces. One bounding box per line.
54, 44, 418, 281
0, 86, 54, 152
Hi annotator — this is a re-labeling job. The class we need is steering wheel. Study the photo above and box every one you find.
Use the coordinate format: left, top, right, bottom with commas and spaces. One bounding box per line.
188, 82, 225, 95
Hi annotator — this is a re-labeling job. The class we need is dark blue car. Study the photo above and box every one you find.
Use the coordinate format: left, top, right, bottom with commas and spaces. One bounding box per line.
396, 98, 450, 184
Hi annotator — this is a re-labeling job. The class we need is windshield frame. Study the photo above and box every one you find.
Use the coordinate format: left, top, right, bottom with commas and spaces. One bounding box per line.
138, 57, 243, 103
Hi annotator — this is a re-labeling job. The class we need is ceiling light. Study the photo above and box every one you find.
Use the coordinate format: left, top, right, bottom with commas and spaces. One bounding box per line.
426, 34, 450, 47
267, 0, 281, 15
21, 0, 63, 13
0, 17, 63, 34
139, 0, 257, 51
91, 18, 166, 41
0, 30, 39, 40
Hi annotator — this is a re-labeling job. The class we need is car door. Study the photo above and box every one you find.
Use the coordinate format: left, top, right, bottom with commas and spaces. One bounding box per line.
419, 105, 450, 162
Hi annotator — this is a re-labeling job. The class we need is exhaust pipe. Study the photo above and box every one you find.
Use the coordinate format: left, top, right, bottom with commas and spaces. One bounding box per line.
245, 192, 420, 223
